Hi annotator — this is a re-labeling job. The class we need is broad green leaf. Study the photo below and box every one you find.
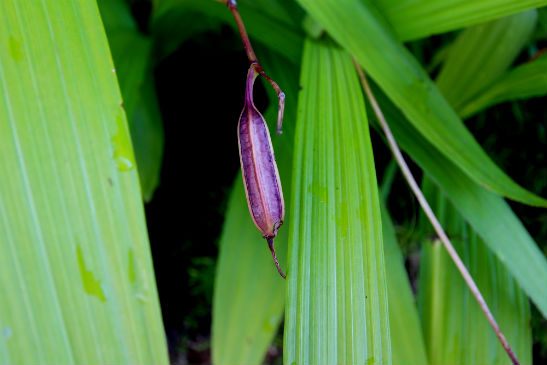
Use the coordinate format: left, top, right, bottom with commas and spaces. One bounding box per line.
152, 0, 303, 64
366, 83, 547, 317
459, 53, 547, 118
374, 0, 545, 41
296, 0, 546, 206
436, 10, 537, 113
284, 39, 391, 365
211, 50, 299, 365
382, 205, 428, 365
98, 0, 164, 201
417, 179, 532, 364
0, 0, 168, 363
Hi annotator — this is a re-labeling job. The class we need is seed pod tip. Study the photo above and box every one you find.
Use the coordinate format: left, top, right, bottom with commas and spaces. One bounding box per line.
267, 237, 286, 279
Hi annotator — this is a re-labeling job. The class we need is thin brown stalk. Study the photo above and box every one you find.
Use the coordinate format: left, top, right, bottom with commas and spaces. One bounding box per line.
225, 0, 285, 134
352, 57, 521, 365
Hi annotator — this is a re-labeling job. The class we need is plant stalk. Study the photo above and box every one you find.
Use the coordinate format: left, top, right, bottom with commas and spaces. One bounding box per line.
352, 58, 521, 365
225, 0, 285, 134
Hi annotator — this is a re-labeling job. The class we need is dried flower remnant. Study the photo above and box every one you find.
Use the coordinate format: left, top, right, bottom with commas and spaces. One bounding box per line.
224, 0, 286, 278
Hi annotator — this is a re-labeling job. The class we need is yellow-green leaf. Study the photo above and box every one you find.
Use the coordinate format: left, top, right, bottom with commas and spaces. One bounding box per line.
460, 53, 547, 118
375, 0, 544, 41
435, 10, 537, 113
0, 0, 168, 363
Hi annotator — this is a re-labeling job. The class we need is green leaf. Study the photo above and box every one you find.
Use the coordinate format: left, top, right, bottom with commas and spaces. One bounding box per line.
366, 83, 547, 318
98, 0, 164, 201
0, 0, 168, 363
284, 39, 391, 365
296, 0, 546, 206
417, 179, 532, 364
211, 50, 299, 365
381, 205, 428, 365
435, 10, 537, 113
459, 53, 547, 118
374, 0, 545, 41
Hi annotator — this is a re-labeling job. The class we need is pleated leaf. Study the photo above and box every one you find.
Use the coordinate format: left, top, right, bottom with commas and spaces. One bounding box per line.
365, 83, 547, 317
0, 0, 168, 363
435, 10, 537, 114
295, 0, 546, 207
417, 178, 532, 364
284, 39, 391, 365
374, 0, 545, 41
460, 53, 547, 118
211, 51, 299, 365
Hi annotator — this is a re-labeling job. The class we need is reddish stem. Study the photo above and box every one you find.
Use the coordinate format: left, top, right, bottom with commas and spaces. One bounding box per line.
226, 0, 285, 134
227, 0, 257, 63
529, 47, 546, 63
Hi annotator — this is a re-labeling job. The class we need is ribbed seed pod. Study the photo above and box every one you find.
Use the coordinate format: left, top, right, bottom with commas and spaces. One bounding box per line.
238, 65, 286, 278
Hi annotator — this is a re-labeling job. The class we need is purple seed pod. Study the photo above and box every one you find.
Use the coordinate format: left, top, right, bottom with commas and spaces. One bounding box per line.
238, 65, 286, 279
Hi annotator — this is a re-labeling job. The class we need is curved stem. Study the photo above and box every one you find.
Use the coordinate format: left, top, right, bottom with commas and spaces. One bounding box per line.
227, 0, 257, 63
352, 57, 521, 365
226, 0, 285, 134
267, 237, 286, 279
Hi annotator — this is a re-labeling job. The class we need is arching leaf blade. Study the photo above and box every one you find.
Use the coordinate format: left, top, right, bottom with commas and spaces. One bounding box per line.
295, 0, 546, 206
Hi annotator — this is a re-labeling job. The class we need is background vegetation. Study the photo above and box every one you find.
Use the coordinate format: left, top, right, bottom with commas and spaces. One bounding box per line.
1, 0, 546, 364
